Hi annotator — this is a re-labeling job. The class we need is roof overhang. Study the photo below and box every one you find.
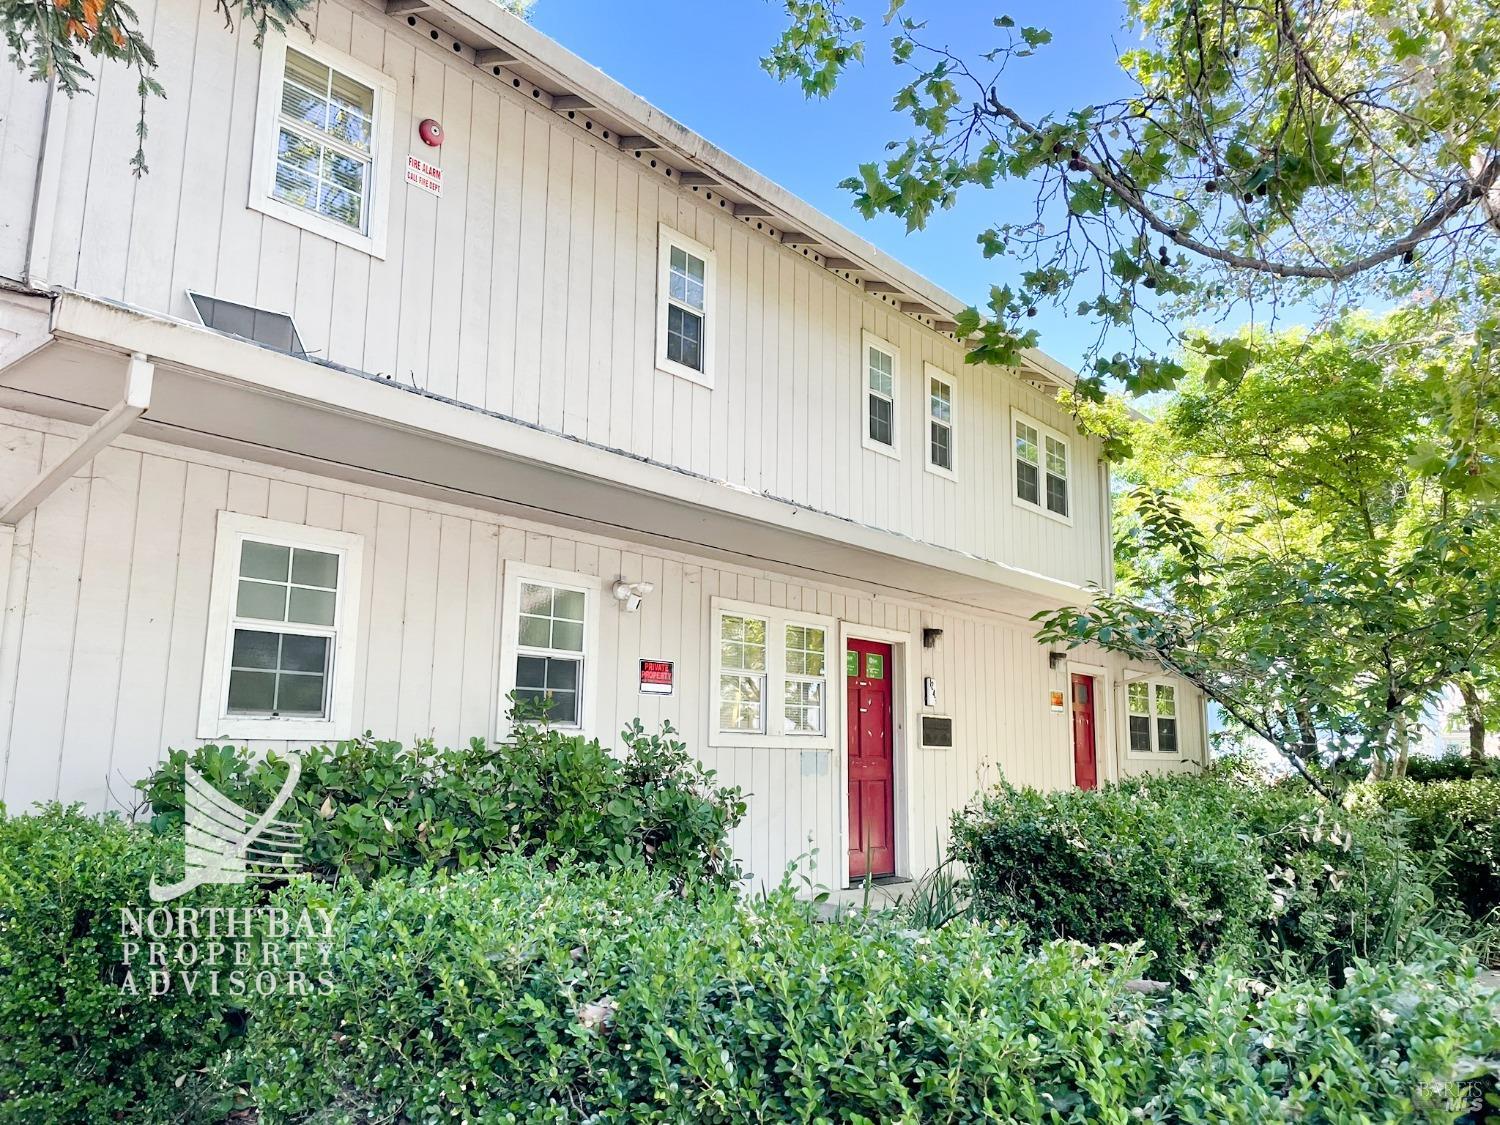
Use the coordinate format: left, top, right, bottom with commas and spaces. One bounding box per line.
0, 291, 1094, 621
386, 0, 1076, 393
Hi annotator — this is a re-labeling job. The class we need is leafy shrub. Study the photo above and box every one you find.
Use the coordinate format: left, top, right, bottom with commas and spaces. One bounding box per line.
239, 859, 1500, 1123
0, 805, 246, 1123
951, 774, 1429, 982
1361, 778, 1500, 920
1404, 752, 1500, 784
136, 718, 746, 886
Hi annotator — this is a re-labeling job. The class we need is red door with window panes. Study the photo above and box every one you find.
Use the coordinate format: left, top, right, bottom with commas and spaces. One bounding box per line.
847, 640, 895, 879
1071, 673, 1098, 791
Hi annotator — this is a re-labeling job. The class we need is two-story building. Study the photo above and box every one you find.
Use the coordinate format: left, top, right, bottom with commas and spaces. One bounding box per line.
0, 0, 1205, 888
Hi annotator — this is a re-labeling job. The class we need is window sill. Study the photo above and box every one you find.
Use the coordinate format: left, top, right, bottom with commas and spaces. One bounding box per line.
861, 435, 901, 461
924, 461, 957, 483
656, 358, 714, 389
197, 715, 351, 742
248, 194, 387, 259
1126, 752, 1183, 762
1011, 493, 1073, 527
709, 732, 836, 751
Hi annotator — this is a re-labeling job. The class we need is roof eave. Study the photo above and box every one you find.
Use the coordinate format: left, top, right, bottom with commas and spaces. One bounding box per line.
402, 0, 1080, 390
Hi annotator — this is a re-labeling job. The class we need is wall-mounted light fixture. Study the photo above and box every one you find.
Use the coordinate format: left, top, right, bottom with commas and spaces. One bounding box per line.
1048, 650, 1067, 670
922, 627, 944, 649
612, 579, 654, 613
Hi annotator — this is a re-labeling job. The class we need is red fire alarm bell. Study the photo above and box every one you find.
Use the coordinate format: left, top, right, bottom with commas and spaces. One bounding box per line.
418, 118, 444, 147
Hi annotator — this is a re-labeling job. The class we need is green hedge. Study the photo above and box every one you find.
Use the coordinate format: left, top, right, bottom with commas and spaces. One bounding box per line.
241, 858, 1500, 1123
1361, 778, 1500, 920
0, 805, 246, 1122
950, 774, 1429, 981
136, 718, 746, 886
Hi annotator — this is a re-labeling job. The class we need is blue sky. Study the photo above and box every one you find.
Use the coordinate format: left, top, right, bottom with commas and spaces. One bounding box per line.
529, 1, 1151, 372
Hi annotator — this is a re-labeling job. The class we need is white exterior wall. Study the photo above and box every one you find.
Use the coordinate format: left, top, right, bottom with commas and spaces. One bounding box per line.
0, 0, 1109, 590
0, 408, 1203, 887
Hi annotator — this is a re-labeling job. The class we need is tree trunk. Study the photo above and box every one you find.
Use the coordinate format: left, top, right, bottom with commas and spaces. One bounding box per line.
1462, 677, 1486, 764
1393, 714, 1410, 780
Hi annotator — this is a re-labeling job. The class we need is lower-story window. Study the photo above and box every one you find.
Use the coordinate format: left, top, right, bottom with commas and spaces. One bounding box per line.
711, 598, 836, 748
197, 513, 364, 741
1128, 680, 1180, 755
500, 564, 601, 734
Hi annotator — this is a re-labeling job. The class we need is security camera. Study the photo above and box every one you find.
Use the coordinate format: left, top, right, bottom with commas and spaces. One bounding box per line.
612, 579, 654, 613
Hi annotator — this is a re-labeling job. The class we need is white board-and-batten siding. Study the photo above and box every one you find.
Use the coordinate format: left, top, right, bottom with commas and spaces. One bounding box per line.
0, 410, 1200, 887
0, 0, 1109, 592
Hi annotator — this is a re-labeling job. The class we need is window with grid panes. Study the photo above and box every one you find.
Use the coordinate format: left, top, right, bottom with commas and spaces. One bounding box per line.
226, 539, 341, 718
273, 48, 375, 232
513, 581, 588, 726
867, 344, 895, 448
719, 613, 768, 733
783, 623, 828, 735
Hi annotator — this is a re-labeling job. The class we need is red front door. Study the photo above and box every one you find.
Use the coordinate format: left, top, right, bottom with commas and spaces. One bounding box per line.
1071, 673, 1098, 791
847, 639, 895, 879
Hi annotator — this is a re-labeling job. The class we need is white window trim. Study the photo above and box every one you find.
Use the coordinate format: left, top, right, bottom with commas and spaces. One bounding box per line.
861, 330, 901, 459
655, 223, 716, 388
197, 512, 365, 742
710, 597, 837, 750
1011, 407, 1073, 526
1125, 676, 1182, 759
924, 362, 957, 481
249, 31, 397, 259
497, 562, 603, 739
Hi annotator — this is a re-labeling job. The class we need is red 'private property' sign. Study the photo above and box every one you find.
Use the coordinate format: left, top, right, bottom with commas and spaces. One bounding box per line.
639, 660, 674, 696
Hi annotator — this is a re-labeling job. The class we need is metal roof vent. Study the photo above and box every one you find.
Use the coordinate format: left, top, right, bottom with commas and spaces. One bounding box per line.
188, 292, 306, 359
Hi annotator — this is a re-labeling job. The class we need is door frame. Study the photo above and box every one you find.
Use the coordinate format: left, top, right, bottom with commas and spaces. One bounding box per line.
837, 621, 914, 888
1065, 660, 1113, 788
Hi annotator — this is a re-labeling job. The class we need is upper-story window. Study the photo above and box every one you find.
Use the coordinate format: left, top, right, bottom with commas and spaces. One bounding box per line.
862, 331, 899, 457
1013, 409, 1071, 523
656, 225, 715, 387
275, 50, 374, 232
197, 513, 365, 742
926, 364, 956, 479
250, 36, 395, 258
1128, 681, 1179, 755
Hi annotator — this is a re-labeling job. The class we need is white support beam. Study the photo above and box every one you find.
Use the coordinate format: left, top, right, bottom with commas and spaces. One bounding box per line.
616, 135, 666, 151
0, 352, 153, 526
385, 0, 428, 13
551, 94, 593, 110
676, 172, 717, 187
475, 48, 515, 65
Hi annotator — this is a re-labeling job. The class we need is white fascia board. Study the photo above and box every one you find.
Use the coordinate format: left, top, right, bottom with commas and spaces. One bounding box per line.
46, 291, 1092, 610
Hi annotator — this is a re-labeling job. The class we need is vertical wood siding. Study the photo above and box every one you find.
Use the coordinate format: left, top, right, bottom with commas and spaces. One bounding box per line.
0, 0, 1107, 589
0, 412, 1202, 888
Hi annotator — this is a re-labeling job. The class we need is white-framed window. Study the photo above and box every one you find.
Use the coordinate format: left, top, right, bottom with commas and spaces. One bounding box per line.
925, 363, 956, 479
862, 331, 900, 457
711, 598, 836, 748
197, 513, 364, 741
498, 563, 602, 735
1012, 409, 1071, 523
1127, 680, 1180, 756
249, 33, 396, 258
656, 224, 715, 387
